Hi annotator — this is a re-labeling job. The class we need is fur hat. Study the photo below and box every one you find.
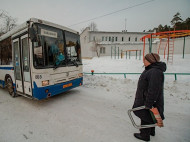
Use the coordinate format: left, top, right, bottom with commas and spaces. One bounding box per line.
145, 53, 160, 63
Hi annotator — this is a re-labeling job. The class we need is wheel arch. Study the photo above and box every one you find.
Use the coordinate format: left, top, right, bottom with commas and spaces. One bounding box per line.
5, 74, 13, 82
4, 74, 16, 97
4, 74, 14, 88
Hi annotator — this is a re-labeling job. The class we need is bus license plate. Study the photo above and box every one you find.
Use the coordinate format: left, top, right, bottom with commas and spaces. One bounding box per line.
63, 83, 72, 88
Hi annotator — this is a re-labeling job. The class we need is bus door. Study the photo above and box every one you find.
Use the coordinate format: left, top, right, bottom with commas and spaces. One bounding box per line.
13, 35, 32, 96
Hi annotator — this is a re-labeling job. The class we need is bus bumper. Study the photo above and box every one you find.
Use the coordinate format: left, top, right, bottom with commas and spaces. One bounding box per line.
32, 77, 83, 100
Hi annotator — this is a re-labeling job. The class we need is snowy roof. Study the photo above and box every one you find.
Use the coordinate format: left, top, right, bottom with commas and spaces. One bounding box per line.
89, 30, 153, 35
98, 41, 152, 45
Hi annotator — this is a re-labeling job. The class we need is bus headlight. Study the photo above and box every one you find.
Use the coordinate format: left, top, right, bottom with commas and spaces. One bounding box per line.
42, 80, 49, 86
78, 73, 83, 77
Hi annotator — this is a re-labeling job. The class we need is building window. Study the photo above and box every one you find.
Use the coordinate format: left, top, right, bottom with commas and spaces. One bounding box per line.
100, 47, 106, 54
115, 37, 117, 41
109, 37, 111, 41
112, 37, 114, 42
135, 37, 137, 42
103, 47, 105, 54
93, 36, 96, 41
105, 37, 107, 41
122, 37, 124, 41
128, 37, 130, 41
102, 36, 104, 41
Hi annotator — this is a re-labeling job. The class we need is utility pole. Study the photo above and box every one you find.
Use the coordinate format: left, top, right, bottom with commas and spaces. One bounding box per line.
125, 18, 127, 31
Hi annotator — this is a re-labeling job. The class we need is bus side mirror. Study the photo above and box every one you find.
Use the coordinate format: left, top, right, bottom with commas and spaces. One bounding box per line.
29, 27, 37, 42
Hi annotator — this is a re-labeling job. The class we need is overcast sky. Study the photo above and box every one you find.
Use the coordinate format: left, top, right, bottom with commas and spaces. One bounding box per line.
0, 0, 190, 33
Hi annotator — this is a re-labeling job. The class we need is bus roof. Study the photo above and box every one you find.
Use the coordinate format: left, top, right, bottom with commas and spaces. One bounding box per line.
29, 18, 78, 34
0, 22, 27, 41
0, 18, 79, 41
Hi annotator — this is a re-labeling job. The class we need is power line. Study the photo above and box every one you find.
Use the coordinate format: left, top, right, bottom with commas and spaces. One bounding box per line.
69, 0, 155, 27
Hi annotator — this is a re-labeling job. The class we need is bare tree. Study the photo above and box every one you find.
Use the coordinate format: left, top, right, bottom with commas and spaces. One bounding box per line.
0, 10, 6, 35
0, 11, 4, 17
91, 39, 102, 57
0, 10, 7, 18
4, 15, 17, 32
0, 10, 17, 35
80, 28, 85, 33
89, 22, 98, 31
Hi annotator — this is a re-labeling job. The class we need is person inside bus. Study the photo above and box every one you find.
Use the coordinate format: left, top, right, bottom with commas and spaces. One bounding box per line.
75, 40, 81, 61
48, 43, 59, 64
55, 51, 65, 66
48, 42, 65, 66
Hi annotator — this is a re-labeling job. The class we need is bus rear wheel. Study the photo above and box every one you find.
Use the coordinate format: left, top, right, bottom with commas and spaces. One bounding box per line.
6, 77, 16, 97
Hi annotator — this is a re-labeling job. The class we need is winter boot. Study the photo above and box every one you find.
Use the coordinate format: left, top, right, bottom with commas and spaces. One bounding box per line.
150, 127, 155, 136
134, 133, 150, 141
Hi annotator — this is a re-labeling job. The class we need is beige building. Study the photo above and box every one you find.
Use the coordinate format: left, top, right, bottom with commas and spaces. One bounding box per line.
80, 27, 190, 58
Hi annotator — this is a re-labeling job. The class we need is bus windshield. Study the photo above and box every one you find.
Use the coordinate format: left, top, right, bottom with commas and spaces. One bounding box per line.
33, 24, 81, 69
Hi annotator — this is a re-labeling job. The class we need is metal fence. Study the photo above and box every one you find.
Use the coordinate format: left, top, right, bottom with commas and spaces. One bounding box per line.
84, 72, 190, 81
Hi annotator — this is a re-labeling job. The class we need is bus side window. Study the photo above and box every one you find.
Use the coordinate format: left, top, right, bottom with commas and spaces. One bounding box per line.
0, 37, 12, 65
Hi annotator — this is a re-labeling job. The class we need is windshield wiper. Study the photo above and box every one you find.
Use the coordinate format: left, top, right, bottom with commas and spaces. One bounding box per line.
68, 60, 78, 67
53, 60, 65, 70
54, 59, 78, 69
53, 64, 61, 70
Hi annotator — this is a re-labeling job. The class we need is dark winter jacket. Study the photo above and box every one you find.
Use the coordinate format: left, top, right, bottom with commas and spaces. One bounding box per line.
133, 62, 166, 123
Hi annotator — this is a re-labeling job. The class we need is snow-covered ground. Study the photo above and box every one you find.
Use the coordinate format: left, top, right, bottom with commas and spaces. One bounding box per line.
83, 54, 190, 81
0, 55, 190, 142
83, 54, 190, 142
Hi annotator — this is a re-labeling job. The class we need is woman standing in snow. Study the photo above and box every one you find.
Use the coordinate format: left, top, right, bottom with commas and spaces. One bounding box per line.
133, 53, 166, 141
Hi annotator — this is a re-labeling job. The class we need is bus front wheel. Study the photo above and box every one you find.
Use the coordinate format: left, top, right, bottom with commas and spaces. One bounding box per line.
6, 77, 16, 97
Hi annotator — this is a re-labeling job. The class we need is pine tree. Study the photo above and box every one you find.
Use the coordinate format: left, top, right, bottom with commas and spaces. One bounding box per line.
185, 17, 190, 30
157, 24, 163, 32
171, 12, 183, 30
